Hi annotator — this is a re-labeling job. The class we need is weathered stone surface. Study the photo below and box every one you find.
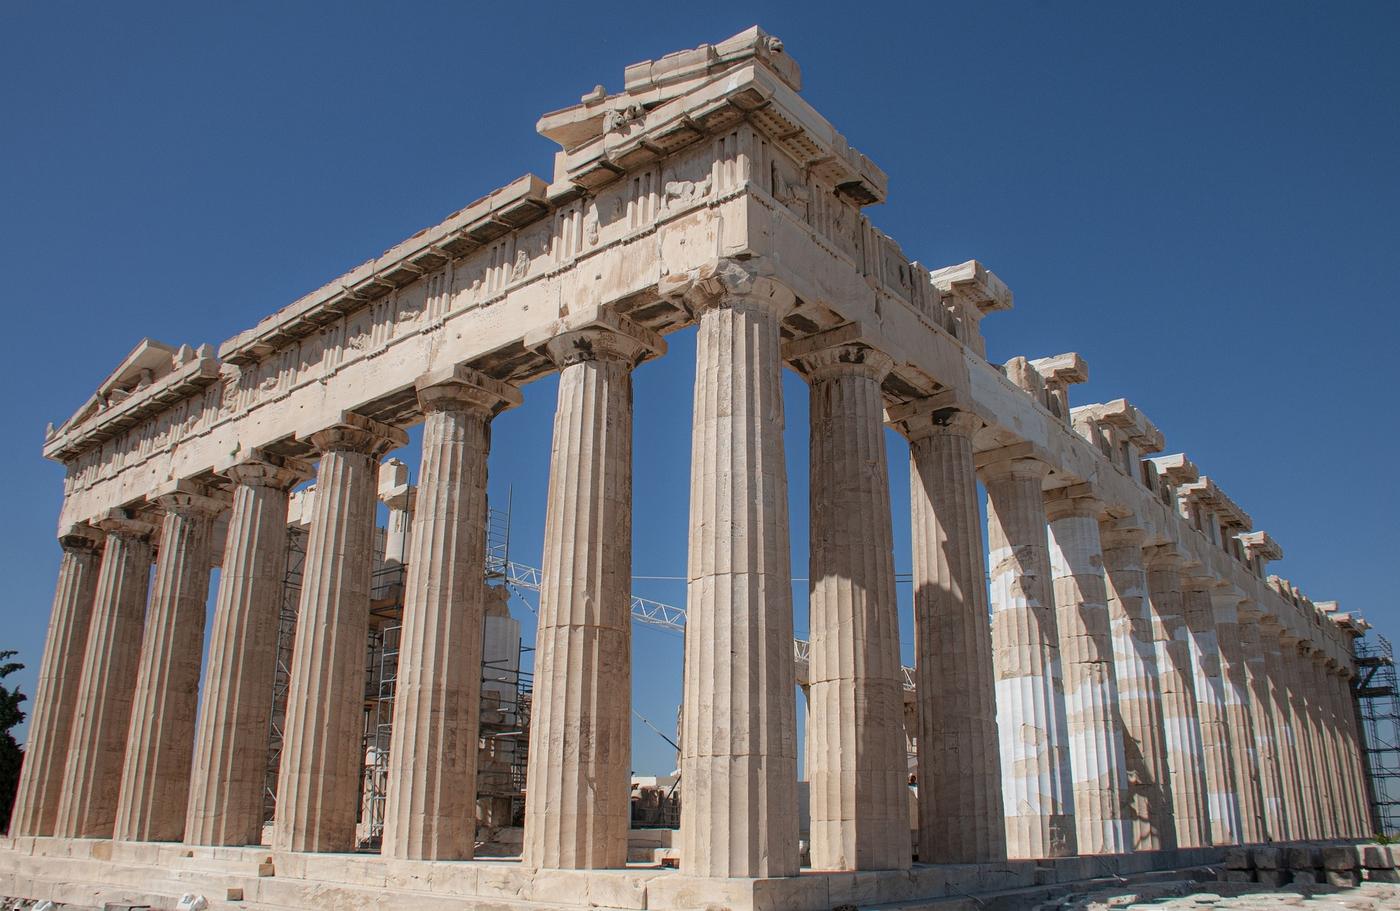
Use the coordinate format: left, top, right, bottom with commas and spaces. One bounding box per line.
273, 413, 407, 853
1145, 552, 1212, 848
54, 514, 155, 838
1045, 493, 1131, 856
114, 485, 226, 842
521, 315, 659, 869
670, 262, 800, 878
897, 406, 1005, 864
186, 455, 311, 846
381, 368, 518, 861
982, 455, 1076, 859
1099, 519, 1175, 852
10, 526, 104, 836
795, 341, 909, 872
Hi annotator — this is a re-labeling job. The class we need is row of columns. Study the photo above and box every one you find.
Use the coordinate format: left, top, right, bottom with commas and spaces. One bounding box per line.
12, 282, 1374, 876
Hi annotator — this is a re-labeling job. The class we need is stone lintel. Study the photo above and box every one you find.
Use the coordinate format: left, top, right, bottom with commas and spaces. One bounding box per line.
1239, 530, 1284, 563
524, 305, 666, 368
1029, 352, 1089, 387
1148, 453, 1199, 488
1071, 399, 1165, 453
1179, 476, 1251, 531
927, 260, 1013, 316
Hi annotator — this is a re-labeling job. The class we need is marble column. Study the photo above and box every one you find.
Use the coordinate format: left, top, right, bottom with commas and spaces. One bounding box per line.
899, 407, 1005, 863
1279, 634, 1321, 838
381, 366, 519, 861
54, 512, 155, 838
1333, 666, 1372, 836
1308, 652, 1344, 838
674, 265, 799, 878
272, 412, 406, 853
982, 456, 1076, 859
1044, 493, 1130, 855
797, 342, 910, 871
1322, 661, 1360, 837
1209, 587, 1265, 844
113, 485, 225, 842
1144, 551, 1211, 848
1261, 621, 1309, 839
1180, 573, 1241, 845
10, 525, 104, 836
1099, 520, 1174, 852
1236, 604, 1290, 842
186, 454, 310, 846
520, 315, 660, 870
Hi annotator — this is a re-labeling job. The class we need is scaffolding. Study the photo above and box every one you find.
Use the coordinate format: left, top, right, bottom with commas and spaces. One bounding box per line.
263, 525, 307, 826
1355, 633, 1400, 835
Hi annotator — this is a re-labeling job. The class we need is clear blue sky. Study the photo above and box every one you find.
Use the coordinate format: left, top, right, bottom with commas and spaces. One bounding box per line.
2, 2, 1396, 777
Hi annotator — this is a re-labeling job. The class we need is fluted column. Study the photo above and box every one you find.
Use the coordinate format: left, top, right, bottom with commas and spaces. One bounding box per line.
1308, 651, 1343, 838
1099, 520, 1174, 852
186, 454, 310, 846
896, 406, 1005, 863
10, 525, 104, 836
519, 314, 660, 870
1209, 587, 1265, 844
1144, 551, 1210, 848
794, 340, 909, 872
1180, 572, 1241, 845
1321, 660, 1360, 837
114, 485, 225, 842
272, 412, 406, 853
54, 513, 155, 838
1261, 620, 1309, 839
381, 366, 519, 861
672, 263, 799, 878
1045, 493, 1130, 855
981, 456, 1076, 859
1279, 634, 1321, 838
1236, 603, 1289, 842
1333, 666, 1371, 836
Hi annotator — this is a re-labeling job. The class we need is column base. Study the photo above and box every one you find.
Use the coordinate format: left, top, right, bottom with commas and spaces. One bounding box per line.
0, 834, 1260, 911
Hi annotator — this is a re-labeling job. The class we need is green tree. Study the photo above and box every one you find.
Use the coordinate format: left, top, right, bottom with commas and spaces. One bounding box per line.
0, 650, 26, 832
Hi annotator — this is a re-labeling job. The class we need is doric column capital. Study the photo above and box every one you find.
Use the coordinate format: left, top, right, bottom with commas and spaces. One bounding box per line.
96, 510, 157, 542
1044, 486, 1104, 522
58, 523, 105, 554
887, 397, 982, 442
977, 454, 1050, 484
224, 452, 314, 491
659, 257, 796, 317
1143, 544, 1186, 570
1178, 569, 1215, 594
1236, 599, 1262, 622
782, 324, 895, 385
414, 366, 522, 418
1098, 516, 1146, 549
304, 411, 409, 457
153, 481, 231, 519
526, 306, 665, 369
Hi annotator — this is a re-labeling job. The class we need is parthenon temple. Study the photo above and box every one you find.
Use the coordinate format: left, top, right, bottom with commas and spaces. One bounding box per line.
0, 27, 1378, 911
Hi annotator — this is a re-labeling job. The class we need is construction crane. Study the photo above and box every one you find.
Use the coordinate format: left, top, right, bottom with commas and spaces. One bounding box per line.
493, 557, 917, 693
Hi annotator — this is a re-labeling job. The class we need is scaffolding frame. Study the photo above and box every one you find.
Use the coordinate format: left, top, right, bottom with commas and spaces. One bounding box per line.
263, 525, 307, 825
1355, 633, 1400, 835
